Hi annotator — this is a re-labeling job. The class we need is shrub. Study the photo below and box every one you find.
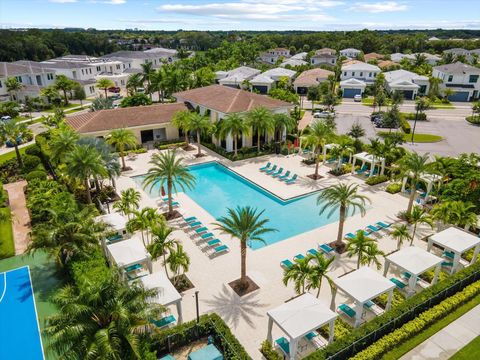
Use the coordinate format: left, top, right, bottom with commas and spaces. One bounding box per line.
24, 144, 42, 157
22, 155, 41, 172
400, 115, 411, 134
260, 341, 283, 360
201, 141, 274, 161
70, 249, 111, 289
386, 183, 402, 194
403, 112, 427, 121
129, 147, 147, 154
155, 140, 186, 150
374, 289, 405, 308
302, 158, 316, 165
318, 318, 353, 341
365, 175, 389, 186
419, 268, 449, 283
466, 116, 480, 125
25, 170, 47, 182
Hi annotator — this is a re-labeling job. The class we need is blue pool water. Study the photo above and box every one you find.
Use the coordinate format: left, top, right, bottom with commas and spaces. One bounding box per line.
134, 162, 342, 250
0, 266, 44, 360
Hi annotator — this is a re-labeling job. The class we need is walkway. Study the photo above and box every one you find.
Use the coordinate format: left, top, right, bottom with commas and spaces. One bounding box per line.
3, 180, 31, 254
400, 304, 480, 360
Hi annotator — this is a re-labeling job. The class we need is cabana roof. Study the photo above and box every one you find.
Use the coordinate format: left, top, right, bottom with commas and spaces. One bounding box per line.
333, 267, 395, 303
429, 227, 480, 254
139, 272, 181, 306
96, 212, 127, 231
420, 173, 442, 183
386, 246, 443, 276
324, 143, 339, 150
107, 235, 150, 268
353, 151, 385, 163
267, 293, 337, 339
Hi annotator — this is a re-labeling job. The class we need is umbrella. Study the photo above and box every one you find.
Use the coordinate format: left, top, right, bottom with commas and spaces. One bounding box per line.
161, 186, 166, 197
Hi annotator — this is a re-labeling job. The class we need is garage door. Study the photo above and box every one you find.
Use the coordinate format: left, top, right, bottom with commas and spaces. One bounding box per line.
448, 91, 470, 102
402, 90, 414, 100
297, 87, 308, 95
253, 85, 269, 94
343, 88, 361, 98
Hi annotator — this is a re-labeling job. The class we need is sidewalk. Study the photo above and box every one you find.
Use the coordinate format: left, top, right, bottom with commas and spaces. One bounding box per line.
400, 304, 480, 359
3, 180, 31, 255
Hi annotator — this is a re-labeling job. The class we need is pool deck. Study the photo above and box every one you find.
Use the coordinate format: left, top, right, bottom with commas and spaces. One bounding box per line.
117, 145, 436, 359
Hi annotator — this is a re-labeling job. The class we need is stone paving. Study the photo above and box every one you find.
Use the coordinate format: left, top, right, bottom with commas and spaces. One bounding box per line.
3, 180, 31, 254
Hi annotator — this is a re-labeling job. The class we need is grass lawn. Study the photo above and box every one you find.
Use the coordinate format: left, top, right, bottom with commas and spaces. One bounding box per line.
430, 100, 455, 109
44, 103, 79, 113
382, 294, 480, 360
378, 132, 443, 143
0, 144, 35, 165
0, 207, 15, 259
361, 97, 392, 107
64, 106, 87, 114
450, 336, 480, 360
0, 251, 64, 360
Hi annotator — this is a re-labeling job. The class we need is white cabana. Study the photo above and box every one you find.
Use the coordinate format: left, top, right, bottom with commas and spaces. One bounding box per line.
322, 143, 339, 162
331, 267, 395, 327
139, 272, 183, 323
401, 172, 442, 198
267, 293, 337, 360
106, 235, 152, 277
428, 227, 480, 274
96, 212, 129, 250
384, 246, 443, 297
351, 152, 385, 177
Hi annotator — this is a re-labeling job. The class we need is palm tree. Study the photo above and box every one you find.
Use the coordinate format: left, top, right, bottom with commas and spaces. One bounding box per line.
391, 224, 411, 250
106, 128, 137, 171
0, 120, 31, 167
54, 75, 74, 105
214, 206, 275, 290
113, 188, 141, 220
317, 183, 370, 249
150, 68, 165, 102
347, 121, 366, 140
331, 137, 355, 170
187, 112, 213, 157
283, 256, 315, 294
45, 272, 162, 360
96, 78, 115, 99
65, 144, 108, 204
307, 252, 335, 297
361, 242, 385, 269
273, 113, 296, 143
397, 152, 431, 215
142, 150, 196, 218
49, 124, 79, 165
166, 244, 190, 286
140, 62, 154, 97
5, 77, 24, 101
147, 222, 179, 278
246, 106, 275, 152
443, 88, 455, 102
440, 201, 478, 230
409, 205, 433, 245
218, 113, 250, 156
127, 207, 161, 246
126, 73, 143, 96
346, 231, 380, 269
301, 119, 335, 179
172, 110, 192, 148
428, 77, 443, 99
411, 98, 430, 144
391, 90, 404, 107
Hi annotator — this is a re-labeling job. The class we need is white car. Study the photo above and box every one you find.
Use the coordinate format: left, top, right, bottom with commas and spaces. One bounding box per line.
353, 94, 362, 102
313, 111, 335, 118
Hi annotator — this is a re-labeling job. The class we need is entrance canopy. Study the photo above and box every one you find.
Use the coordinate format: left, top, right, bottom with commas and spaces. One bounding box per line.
107, 235, 152, 273
351, 152, 386, 177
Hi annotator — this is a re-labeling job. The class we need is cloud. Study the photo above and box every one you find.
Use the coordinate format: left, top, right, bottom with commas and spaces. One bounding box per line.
349, 1, 407, 13
48, 0, 77, 3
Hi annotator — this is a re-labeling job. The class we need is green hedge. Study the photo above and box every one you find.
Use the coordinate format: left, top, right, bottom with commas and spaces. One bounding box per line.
350, 280, 480, 360
155, 140, 186, 150
403, 112, 427, 121
385, 183, 402, 194
365, 175, 389, 186
466, 116, 480, 125
70, 248, 111, 288
260, 341, 283, 360
201, 142, 274, 161
25, 170, 47, 181
399, 115, 411, 134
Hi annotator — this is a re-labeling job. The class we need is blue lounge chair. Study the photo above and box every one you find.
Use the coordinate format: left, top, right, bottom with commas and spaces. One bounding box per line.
271, 167, 284, 178
326, 157, 337, 164
153, 315, 176, 328
305, 331, 318, 341
195, 227, 208, 234
213, 244, 229, 254
402, 271, 412, 279
443, 251, 454, 259
281, 259, 294, 269
308, 248, 320, 256
366, 224, 381, 233
259, 162, 271, 171
338, 304, 356, 318
125, 263, 142, 272
278, 170, 291, 181
442, 261, 453, 267
265, 165, 278, 175
189, 221, 202, 228
345, 232, 356, 239
201, 232, 214, 239
294, 254, 305, 261
390, 277, 406, 289
285, 174, 298, 185
376, 221, 392, 229
184, 216, 197, 223
275, 337, 290, 355
319, 243, 335, 255
107, 234, 123, 243
206, 239, 221, 247
364, 300, 375, 309
356, 165, 368, 175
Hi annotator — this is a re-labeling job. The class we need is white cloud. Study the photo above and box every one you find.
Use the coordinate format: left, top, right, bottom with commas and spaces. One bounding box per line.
349, 1, 407, 13
105, 0, 126, 4
49, 0, 77, 3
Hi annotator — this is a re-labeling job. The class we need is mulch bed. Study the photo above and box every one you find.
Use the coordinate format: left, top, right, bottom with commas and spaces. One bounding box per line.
329, 240, 347, 254
229, 276, 259, 297
162, 210, 183, 220
307, 174, 324, 180
183, 145, 196, 151
173, 274, 195, 292
194, 153, 207, 158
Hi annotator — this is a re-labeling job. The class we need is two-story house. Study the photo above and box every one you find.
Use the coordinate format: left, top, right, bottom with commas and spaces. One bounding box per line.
215, 66, 261, 88
293, 68, 335, 95
432, 62, 480, 102
443, 48, 473, 62
340, 62, 381, 98
339, 48, 362, 59
310, 49, 337, 67
250, 68, 296, 94
383, 70, 430, 100
259, 48, 291, 65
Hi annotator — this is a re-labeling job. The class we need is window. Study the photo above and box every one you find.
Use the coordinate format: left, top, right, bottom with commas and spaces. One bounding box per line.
368, 72, 372, 77
116, 64, 120, 70
121, 80, 125, 85
81, 69, 84, 75
89, 86, 95, 93
374, 73, 377, 77
96, 66, 101, 71
89, 69, 92, 74
16, 76, 22, 82
352, 72, 355, 76
331, 59, 335, 64
0, 80, 2, 88
469, 75, 479, 83
448, 75, 453, 82
123, 64, 125, 69
47, 73, 54, 80
360, 72, 363, 77
343, 71, 347, 76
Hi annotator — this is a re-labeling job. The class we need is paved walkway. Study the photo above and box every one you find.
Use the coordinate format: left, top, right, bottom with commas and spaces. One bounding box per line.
3, 180, 31, 254
400, 304, 480, 360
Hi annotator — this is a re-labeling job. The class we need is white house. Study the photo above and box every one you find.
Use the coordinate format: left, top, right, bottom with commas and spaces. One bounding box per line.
259, 48, 291, 64
432, 62, 480, 102
102, 50, 176, 70
290, 52, 308, 60
391, 53, 441, 65
340, 48, 362, 59
340, 78, 367, 98
250, 68, 296, 94
340, 62, 381, 84
293, 68, 334, 95
383, 70, 430, 100
280, 58, 307, 68
215, 66, 261, 88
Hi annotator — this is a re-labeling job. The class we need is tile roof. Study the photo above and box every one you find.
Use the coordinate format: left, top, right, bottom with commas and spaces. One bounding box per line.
262, 67, 296, 78
174, 85, 292, 114
294, 68, 334, 87
0, 61, 48, 77
67, 103, 187, 134
315, 48, 336, 55
378, 60, 398, 69
364, 52, 384, 61
433, 61, 480, 74
342, 61, 381, 71
384, 69, 428, 83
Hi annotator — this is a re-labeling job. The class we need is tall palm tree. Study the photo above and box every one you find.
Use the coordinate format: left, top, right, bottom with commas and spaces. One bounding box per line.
147, 221, 179, 278
411, 97, 430, 144
397, 152, 431, 215
301, 119, 335, 179
218, 113, 250, 156
428, 77, 443, 99
214, 206, 275, 290
5, 76, 24, 101
307, 252, 335, 297
106, 128, 137, 171
409, 205, 433, 245
283, 256, 315, 294
150, 68, 165, 102
54, 75, 74, 105
391, 224, 412, 250
346, 231, 380, 269
126, 73, 143, 96
361, 242, 385, 269
127, 207, 161, 246
445, 201, 478, 230
142, 150, 195, 217
0, 120, 31, 167
331, 137, 355, 170
140, 62, 154, 99
273, 113, 296, 143
172, 110, 192, 148
187, 112, 213, 157
317, 183, 370, 249
96, 78, 115, 99
49, 125, 79, 165
166, 244, 190, 286
113, 188, 141, 220
246, 106, 275, 152
45, 272, 161, 360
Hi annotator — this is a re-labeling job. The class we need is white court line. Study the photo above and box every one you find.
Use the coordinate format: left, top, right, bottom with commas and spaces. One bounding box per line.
26, 266, 46, 360
0, 272, 6, 304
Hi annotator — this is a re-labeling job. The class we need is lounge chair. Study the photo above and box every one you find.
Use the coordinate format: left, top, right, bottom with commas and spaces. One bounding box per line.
376, 221, 392, 229
125, 263, 142, 272
294, 254, 305, 261
189, 221, 202, 228
206, 238, 221, 247
153, 315, 176, 328
401, 271, 412, 280
338, 304, 356, 318
308, 248, 320, 256
364, 300, 375, 309
305, 331, 318, 341
107, 234, 123, 243
265, 165, 278, 175
344, 232, 356, 239
212, 244, 229, 254
356, 165, 368, 175
390, 277, 406, 289
278, 170, 291, 181
201, 232, 214, 240
443, 251, 454, 259
285, 174, 298, 185
275, 337, 290, 355
326, 157, 337, 164
366, 224, 381, 233
442, 261, 453, 267
281, 259, 294, 269
184, 216, 197, 223
194, 227, 208, 234
319, 243, 335, 255
259, 162, 271, 171
270, 167, 284, 178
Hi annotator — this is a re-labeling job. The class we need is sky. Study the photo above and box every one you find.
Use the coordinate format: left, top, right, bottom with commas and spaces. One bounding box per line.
1, 0, 480, 31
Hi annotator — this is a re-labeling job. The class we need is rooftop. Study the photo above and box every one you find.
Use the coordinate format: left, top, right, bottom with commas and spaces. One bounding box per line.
294, 68, 334, 87
433, 62, 480, 74
384, 69, 428, 83
342, 62, 380, 71
429, 227, 480, 254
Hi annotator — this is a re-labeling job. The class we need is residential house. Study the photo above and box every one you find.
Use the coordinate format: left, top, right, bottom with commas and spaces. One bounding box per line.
66, 103, 186, 144
102, 49, 177, 70
378, 60, 400, 71
364, 53, 384, 62
339, 48, 362, 59
391, 53, 441, 65
339, 78, 367, 98
432, 62, 480, 101
259, 48, 291, 64
174, 85, 292, 151
383, 69, 430, 99
280, 58, 308, 68
293, 68, 334, 95
443, 48, 473, 62
310, 48, 337, 66
391, 53, 407, 63
290, 52, 308, 60
215, 66, 261, 88
249, 68, 296, 94
340, 62, 381, 98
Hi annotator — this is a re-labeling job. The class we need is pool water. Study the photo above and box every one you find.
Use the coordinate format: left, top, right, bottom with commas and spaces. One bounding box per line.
133, 162, 343, 250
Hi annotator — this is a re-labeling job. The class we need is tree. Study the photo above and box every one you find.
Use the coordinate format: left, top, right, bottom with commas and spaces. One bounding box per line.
0, 120, 31, 167
219, 113, 250, 156
54, 75, 75, 105
409, 205, 433, 245
120, 93, 152, 108
127, 207, 162, 247
147, 221, 179, 278
140, 62, 154, 99
5, 76, 24, 101
301, 119, 335, 179
443, 88, 455, 102
166, 244, 190, 286
317, 183, 370, 249
96, 78, 115, 99
41, 107, 65, 129
142, 150, 196, 218
391, 90, 404, 107
192, 67, 215, 88
106, 128, 137, 171
375, 89, 387, 112
346, 231, 382, 269
307, 86, 321, 112
214, 206, 275, 290
45, 272, 161, 360
347, 121, 366, 139
91, 97, 114, 111
428, 77, 443, 99
273, 113, 296, 144
113, 188, 141, 220
321, 91, 338, 112
432, 200, 477, 230
246, 106, 275, 152
172, 110, 193, 148
283, 256, 315, 294
40, 85, 61, 105
126, 73, 143, 96
411, 97, 430, 144
72, 84, 86, 107
187, 112, 213, 157
48, 124, 79, 164
391, 224, 411, 250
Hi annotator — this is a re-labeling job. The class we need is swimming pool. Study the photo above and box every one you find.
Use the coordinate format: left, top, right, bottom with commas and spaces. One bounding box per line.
134, 162, 343, 250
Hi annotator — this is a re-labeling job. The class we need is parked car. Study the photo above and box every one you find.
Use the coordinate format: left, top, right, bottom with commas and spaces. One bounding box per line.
353, 94, 362, 102
108, 87, 121, 93
313, 111, 335, 119
1, 116, 12, 122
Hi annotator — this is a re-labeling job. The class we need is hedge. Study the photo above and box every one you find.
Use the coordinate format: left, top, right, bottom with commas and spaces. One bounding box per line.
22, 154, 41, 172
365, 175, 389, 186
70, 248, 111, 288
25, 170, 47, 181
403, 112, 427, 121
156, 141, 186, 150
201, 141, 275, 161
399, 116, 411, 134
303, 260, 480, 360
350, 280, 480, 360
385, 183, 401, 194
466, 116, 480, 125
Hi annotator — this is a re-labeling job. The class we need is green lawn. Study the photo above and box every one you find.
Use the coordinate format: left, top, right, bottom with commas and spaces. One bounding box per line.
430, 100, 455, 109
0, 251, 64, 360
64, 106, 87, 114
451, 336, 480, 360
0, 144, 35, 165
44, 103, 79, 113
378, 132, 443, 143
361, 97, 392, 107
0, 207, 15, 259
382, 294, 480, 360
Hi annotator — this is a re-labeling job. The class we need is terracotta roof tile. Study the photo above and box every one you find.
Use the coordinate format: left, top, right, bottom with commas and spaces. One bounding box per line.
294, 68, 334, 87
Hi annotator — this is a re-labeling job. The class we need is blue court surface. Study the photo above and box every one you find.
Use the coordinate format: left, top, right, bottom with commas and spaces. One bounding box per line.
0, 266, 45, 360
